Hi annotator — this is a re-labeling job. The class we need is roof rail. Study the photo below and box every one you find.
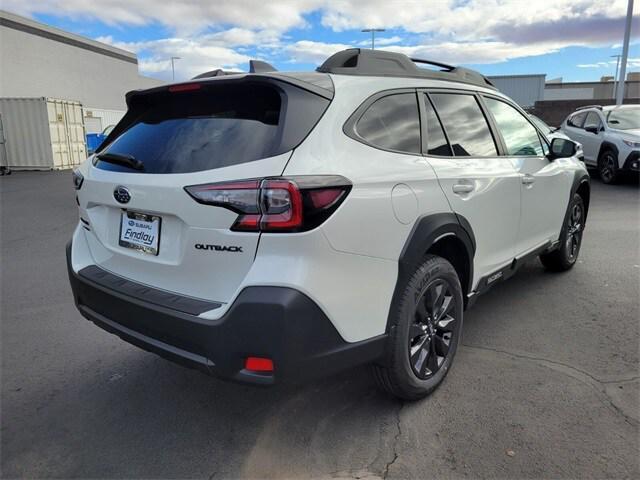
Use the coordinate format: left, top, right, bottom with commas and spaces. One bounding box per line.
574, 105, 603, 111
316, 48, 496, 90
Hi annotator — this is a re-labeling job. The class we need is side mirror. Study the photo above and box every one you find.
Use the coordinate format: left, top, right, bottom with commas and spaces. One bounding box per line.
547, 138, 578, 160
584, 125, 599, 134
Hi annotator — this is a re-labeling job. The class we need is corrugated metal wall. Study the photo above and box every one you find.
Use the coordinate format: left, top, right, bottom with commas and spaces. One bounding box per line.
487, 75, 546, 108
0, 97, 87, 169
0, 97, 53, 168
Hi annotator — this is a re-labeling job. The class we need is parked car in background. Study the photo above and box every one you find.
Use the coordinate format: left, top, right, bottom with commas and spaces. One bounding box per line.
86, 125, 115, 155
529, 114, 568, 140
529, 114, 583, 160
560, 105, 640, 184
67, 49, 590, 400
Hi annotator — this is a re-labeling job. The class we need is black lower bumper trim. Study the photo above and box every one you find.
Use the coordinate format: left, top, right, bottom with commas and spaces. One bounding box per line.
67, 242, 385, 385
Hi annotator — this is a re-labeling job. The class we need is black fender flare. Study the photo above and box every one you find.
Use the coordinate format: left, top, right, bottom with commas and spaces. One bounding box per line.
385, 213, 475, 334
597, 141, 619, 165
570, 171, 591, 221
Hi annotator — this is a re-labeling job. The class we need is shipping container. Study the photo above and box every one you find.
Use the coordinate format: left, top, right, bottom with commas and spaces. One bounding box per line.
0, 97, 87, 170
82, 107, 125, 134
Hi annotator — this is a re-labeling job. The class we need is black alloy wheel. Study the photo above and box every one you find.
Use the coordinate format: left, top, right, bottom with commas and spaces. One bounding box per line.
565, 200, 584, 262
599, 150, 618, 184
408, 279, 458, 379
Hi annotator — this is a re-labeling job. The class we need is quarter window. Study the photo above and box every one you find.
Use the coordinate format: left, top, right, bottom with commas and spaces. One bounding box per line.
484, 98, 543, 156
355, 93, 421, 154
429, 93, 497, 157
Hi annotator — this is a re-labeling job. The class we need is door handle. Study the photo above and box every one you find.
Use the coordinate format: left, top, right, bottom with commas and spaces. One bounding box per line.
452, 183, 474, 194
522, 174, 535, 185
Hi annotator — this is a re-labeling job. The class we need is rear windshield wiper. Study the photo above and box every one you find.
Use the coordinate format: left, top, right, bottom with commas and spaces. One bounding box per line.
96, 152, 145, 171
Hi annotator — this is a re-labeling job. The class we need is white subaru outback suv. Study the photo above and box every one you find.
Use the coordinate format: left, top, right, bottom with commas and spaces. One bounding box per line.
67, 49, 590, 400
561, 104, 640, 184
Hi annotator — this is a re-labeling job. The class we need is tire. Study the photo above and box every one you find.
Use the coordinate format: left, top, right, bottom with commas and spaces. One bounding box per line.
372, 255, 464, 400
540, 193, 585, 272
598, 149, 620, 184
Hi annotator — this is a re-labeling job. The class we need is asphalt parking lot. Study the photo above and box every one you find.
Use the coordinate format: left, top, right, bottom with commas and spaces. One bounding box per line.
1, 171, 638, 479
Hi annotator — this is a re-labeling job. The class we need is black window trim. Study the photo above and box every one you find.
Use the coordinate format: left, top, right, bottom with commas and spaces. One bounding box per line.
416, 90, 453, 156
478, 93, 549, 159
419, 88, 503, 158
342, 88, 423, 156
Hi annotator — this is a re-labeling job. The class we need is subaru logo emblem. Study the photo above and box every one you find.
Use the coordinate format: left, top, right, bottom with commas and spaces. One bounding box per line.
113, 186, 131, 204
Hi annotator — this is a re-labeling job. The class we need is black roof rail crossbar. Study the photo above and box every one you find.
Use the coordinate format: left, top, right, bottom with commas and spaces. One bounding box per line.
316, 48, 496, 90
409, 57, 455, 71
575, 105, 603, 111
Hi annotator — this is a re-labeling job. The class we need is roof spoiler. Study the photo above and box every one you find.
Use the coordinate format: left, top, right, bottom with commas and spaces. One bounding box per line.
316, 48, 496, 90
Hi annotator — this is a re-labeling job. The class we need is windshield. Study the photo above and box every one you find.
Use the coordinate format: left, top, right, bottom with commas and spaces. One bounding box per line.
606, 108, 640, 130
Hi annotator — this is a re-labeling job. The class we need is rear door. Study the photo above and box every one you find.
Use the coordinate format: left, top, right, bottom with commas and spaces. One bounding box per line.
482, 96, 569, 254
580, 111, 604, 162
422, 91, 521, 288
77, 78, 330, 304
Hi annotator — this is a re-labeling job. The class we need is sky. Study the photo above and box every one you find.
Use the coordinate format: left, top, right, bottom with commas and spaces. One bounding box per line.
3, 0, 639, 82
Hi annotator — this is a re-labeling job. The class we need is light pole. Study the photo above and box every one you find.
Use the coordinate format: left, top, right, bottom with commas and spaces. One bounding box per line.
361, 28, 385, 50
170, 56, 181, 81
611, 54, 622, 100
616, 0, 633, 105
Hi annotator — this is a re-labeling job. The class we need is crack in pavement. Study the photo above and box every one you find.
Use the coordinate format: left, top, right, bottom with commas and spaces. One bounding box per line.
462, 343, 639, 426
381, 400, 403, 479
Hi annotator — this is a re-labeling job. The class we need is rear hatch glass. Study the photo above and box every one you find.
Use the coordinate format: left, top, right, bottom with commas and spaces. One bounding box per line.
95, 79, 330, 174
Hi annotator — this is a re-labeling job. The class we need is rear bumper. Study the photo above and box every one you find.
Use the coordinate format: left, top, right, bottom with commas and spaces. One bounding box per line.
66, 242, 385, 385
622, 151, 640, 172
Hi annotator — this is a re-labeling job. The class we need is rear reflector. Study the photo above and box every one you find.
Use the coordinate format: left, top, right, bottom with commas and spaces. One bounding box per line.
245, 357, 274, 372
185, 176, 351, 233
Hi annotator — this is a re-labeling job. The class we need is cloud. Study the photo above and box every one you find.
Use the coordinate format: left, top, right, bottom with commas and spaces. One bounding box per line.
577, 58, 640, 68
4, 0, 639, 78
356, 35, 402, 47
285, 40, 351, 64
97, 35, 252, 79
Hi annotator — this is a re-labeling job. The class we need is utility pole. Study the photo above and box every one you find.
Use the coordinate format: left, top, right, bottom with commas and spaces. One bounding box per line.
611, 54, 622, 99
616, 0, 634, 105
361, 28, 385, 49
170, 56, 181, 81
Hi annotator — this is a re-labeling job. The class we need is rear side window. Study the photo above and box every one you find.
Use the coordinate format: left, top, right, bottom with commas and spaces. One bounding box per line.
423, 95, 452, 156
568, 112, 587, 128
484, 98, 543, 156
429, 93, 497, 157
96, 81, 329, 174
355, 93, 421, 154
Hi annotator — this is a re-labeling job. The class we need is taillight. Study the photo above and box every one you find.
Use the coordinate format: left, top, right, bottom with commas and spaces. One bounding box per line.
185, 176, 351, 233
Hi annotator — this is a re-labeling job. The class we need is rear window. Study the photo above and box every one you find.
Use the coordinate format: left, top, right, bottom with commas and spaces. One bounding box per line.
95, 81, 330, 173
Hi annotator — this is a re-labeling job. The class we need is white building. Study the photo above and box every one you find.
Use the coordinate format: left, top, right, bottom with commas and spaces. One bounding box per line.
1, 10, 163, 133
0, 10, 165, 169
